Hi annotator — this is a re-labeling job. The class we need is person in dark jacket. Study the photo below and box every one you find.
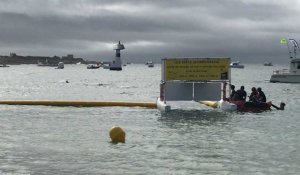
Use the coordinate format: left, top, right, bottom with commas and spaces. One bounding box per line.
236, 86, 247, 101
257, 87, 266, 102
249, 87, 258, 102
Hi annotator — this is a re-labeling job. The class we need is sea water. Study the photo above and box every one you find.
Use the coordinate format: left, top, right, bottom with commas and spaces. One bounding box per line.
1, 64, 300, 174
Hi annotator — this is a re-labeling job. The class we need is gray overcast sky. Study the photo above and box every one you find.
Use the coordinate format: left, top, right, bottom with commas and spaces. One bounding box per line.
0, 0, 299, 63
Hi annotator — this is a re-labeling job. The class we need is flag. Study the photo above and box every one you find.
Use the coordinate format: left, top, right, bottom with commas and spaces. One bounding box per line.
280, 38, 287, 44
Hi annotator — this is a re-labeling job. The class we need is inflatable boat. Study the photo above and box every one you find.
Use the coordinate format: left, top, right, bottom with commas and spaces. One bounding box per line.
230, 100, 272, 112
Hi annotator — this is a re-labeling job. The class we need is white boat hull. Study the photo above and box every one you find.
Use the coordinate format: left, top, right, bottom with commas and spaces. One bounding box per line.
217, 99, 237, 112
230, 65, 244, 68
156, 98, 171, 112
270, 74, 300, 83
230, 61, 244, 68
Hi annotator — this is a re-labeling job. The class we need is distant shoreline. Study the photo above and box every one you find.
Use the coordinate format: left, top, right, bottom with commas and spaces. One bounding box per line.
0, 53, 100, 65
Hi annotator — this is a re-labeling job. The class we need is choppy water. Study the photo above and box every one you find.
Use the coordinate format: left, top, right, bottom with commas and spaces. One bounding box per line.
1, 64, 300, 174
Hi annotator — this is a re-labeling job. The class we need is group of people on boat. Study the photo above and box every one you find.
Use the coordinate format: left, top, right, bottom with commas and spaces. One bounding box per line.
222, 83, 285, 111
229, 85, 266, 103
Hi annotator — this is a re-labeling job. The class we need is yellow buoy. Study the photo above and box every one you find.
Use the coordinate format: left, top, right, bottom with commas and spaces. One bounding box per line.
109, 126, 126, 143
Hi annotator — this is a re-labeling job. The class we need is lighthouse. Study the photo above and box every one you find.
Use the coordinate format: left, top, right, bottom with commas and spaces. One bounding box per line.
110, 41, 125, 71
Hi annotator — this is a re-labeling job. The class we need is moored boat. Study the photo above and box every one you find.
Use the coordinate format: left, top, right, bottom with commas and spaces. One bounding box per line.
37, 59, 57, 67
87, 64, 101, 69
264, 62, 273, 66
146, 61, 154, 67
230, 61, 244, 68
56, 62, 64, 69
270, 38, 300, 83
0, 64, 9, 67
270, 59, 300, 83
148, 62, 154, 67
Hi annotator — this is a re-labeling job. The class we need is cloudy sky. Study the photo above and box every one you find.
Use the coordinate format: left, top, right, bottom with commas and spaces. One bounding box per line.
0, 0, 299, 63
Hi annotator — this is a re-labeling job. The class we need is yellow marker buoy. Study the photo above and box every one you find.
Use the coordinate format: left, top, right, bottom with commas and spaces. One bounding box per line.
109, 126, 126, 143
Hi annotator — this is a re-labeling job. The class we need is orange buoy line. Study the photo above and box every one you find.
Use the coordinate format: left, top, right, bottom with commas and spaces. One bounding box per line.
0, 100, 157, 108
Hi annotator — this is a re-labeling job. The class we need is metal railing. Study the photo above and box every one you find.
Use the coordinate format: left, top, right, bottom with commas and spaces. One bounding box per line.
273, 69, 290, 74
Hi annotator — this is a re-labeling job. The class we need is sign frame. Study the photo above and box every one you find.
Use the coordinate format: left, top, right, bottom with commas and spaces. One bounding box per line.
162, 57, 231, 82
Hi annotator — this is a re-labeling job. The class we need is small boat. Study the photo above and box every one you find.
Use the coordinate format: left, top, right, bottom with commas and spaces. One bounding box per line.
201, 99, 285, 112
264, 62, 273, 66
229, 100, 272, 112
146, 61, 154, 67
37, 59, 50, 66
87, 64, 101, 69
148, 63, 154, 67
37, 59, 57, 67
37, 61, 49, 66
56, 62, 64, 69
0, 64, 9, 67
230, 61, 244, 68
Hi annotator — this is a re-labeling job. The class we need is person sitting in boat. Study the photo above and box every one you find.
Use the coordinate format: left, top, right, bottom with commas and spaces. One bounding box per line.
249, 87, 259, 102
257, 87, 266, 102
229, 85, 237, 100
235, 86, 247, 101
